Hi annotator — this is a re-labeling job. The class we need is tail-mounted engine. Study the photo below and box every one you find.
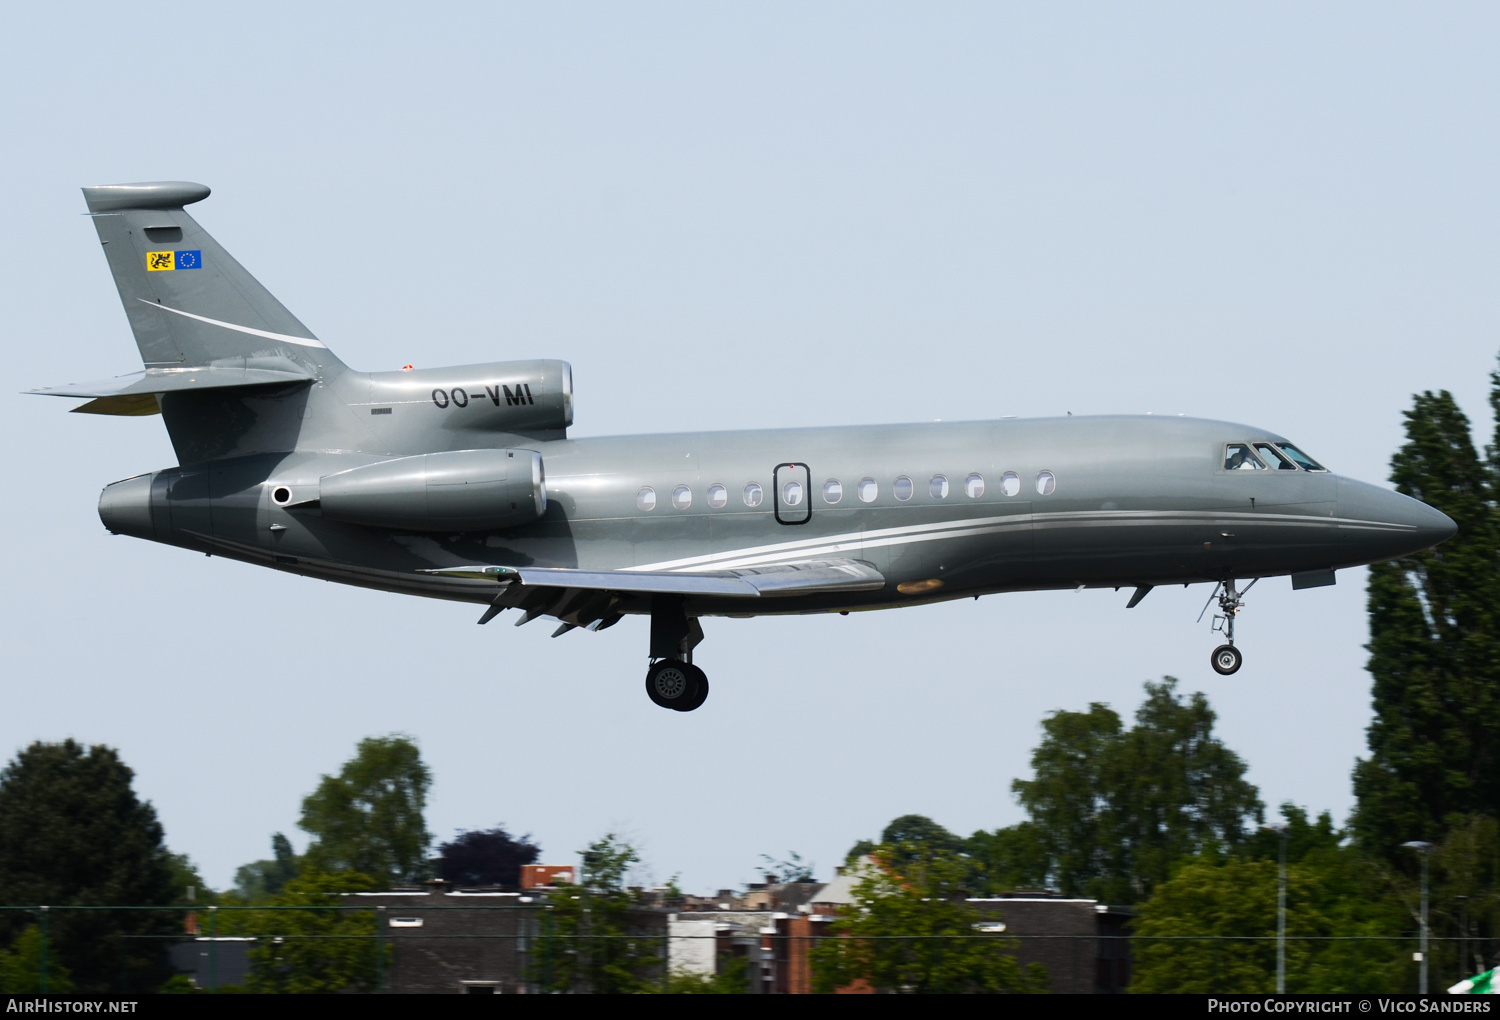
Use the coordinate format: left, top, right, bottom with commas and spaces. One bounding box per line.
366, 360, 572, 437
318, 449, 545, 531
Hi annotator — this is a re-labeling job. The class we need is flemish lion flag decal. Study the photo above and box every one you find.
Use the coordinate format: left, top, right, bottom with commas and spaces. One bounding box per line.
146, 250, 202, 271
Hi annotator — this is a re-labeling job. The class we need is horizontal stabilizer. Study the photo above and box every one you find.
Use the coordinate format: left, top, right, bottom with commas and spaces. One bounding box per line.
422, 557, 886, 598
28, 361, 316, 416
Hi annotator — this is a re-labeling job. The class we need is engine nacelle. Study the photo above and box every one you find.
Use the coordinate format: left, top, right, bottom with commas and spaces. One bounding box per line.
319, 449, 545, 532
366, 360, 572, 436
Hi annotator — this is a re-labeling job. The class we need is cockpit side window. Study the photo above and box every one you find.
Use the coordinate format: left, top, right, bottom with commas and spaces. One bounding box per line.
1254, 443, 1297, 470
1224, 443, 1265, 471
1276, 443, 1328, 472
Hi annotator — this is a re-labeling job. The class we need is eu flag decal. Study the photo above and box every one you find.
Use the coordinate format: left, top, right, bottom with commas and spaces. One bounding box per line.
175, 249, 202, 269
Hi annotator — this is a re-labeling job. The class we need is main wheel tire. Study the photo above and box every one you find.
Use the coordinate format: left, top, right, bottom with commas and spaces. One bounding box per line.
1211, 644, 1243, 676
675, 665, 709, 712
645, 659, 700, 710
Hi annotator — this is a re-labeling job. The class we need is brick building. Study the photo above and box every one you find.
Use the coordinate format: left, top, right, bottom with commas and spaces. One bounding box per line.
967, 895, 1134, 993
349, 886, 540, 993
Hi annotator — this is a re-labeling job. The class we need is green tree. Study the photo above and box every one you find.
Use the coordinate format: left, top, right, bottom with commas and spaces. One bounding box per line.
0, 927, 75, 994
537, 834, 661, 994
164, 852, 211, 907
881, 815, 966, 855
809, 845, 1047, 994
966, 822, 1049, 893
240, 868, 381, 994
1415, 814, 1500, 985
993, 679, 1262, 903
845, 816, 971, 876
233, 834, 301, 902
1353, 388, 1500, 860
299, 735, 432, 884
1131, 810, 1409, 995
0, 740, 181, 993
665, 956, 749, 994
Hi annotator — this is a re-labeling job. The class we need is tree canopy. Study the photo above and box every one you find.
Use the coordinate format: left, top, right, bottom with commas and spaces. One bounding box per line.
1354, 387, 1500, 859
233, 833, 301, 902
435, 826, 540, 888
298, 734, 432, 885
538, 834, 661, 993
240, 868, 381, 994
809, 844, 1047, 994
0, 740, 180, 993
971, 678, 1263, 903
1131, 805, 1410, 994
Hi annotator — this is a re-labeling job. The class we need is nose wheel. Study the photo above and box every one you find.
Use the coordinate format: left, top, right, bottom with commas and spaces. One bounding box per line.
1200, 578, 1256, 676
1211, 644, 1243, 675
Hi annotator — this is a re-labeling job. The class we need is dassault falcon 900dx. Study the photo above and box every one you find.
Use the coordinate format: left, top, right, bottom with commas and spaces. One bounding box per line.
31, 182, 1457, 711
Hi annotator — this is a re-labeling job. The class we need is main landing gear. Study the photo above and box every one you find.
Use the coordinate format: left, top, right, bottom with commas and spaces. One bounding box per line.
1201, 578, 1257, 676
645, 659, 709, 712
645, 596, 709, 712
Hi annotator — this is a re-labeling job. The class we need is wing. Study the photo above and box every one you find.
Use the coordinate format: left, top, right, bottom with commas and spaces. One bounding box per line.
420, 557, 886, 632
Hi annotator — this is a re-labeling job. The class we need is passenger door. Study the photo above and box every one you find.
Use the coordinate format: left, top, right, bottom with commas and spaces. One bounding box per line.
773, 462, 811, 525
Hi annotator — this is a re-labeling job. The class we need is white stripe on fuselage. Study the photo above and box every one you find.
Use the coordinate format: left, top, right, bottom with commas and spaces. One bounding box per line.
629, 508, 1411, 574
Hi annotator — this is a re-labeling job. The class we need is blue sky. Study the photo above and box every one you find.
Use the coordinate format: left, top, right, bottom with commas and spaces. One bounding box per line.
3, 3, 1497, 892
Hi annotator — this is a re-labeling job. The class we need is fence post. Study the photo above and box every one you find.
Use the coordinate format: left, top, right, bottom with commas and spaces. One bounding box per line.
38, 906, 49, 993
543, 906, 553, 992
208, 905, 218, 992
375, 905, 386, 994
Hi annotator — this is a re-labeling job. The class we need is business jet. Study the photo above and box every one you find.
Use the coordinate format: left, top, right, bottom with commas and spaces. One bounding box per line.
31, 182, 1456, 711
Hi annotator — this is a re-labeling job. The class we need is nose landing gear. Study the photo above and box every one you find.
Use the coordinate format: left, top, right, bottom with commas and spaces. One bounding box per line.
1212, 643, 1243, 675
1201, 578, 1257, 676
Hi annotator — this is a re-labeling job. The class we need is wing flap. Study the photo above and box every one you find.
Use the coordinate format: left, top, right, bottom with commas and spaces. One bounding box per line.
724, 558, 886, 595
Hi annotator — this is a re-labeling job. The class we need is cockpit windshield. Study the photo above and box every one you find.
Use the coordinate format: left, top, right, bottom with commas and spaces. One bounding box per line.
1254, 443, 1297, 470
1276, 443, 1327, 472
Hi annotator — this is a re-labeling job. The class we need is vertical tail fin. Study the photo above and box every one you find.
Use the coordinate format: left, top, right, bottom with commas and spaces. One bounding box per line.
82, 182, 345, 374
79, 183, 361, 465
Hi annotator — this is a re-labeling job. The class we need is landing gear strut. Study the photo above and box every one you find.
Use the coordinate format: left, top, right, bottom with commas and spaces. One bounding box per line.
645, 596, 709, 711
1202, 578, 1257, 676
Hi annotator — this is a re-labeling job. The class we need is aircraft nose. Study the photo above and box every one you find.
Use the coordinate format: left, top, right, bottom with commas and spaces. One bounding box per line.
1337, 477, 1457, 562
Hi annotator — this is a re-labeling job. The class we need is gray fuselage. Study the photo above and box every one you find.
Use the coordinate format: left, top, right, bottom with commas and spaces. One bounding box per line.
99, 413, 1451, 620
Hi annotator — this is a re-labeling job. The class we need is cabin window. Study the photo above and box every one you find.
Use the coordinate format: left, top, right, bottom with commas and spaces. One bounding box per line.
1000, 472, 1020, 497
823, 479, 843, 504
636, 487, 657, 511
858, 477, 878, 503
1224, 444, 1265, 471
893, 476, 914, 501
707, 484, 728, 508
930, 474, 950, 499
1036, 471, 1056, 495
965, 473, 985, 498
743, 482, 764, 507
1254, 443, 1297, 471
1276, 443, 1328, 472
672, 485, 692, 510
782, 480, 804, 506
